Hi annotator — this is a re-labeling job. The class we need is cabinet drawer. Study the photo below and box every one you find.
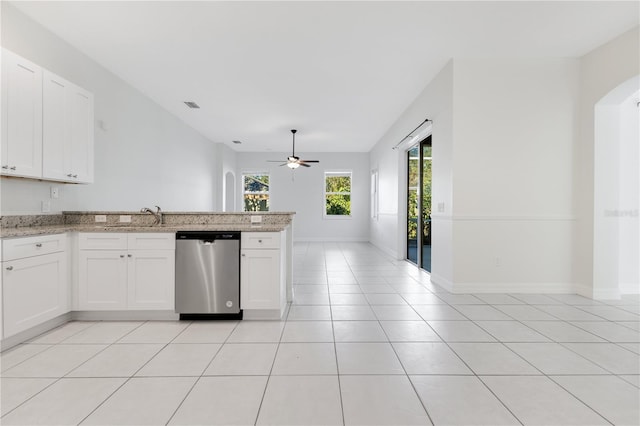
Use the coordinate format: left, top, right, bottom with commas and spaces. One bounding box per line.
79, 233, 127, 250
128, 233, 175, 250
2, 233, 66, 261
242, 232, 280, 249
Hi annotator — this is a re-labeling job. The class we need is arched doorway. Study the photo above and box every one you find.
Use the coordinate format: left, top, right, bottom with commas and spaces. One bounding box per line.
593, 75, 639, 298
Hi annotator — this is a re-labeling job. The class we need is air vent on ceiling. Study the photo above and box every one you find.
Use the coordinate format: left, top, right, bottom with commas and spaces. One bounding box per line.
184, 101, 200, 109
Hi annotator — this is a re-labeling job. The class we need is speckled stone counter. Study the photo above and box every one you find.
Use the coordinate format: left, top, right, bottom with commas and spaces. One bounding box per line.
0, 212, 295, 238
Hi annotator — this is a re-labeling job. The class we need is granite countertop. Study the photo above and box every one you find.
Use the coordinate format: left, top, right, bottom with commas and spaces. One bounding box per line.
1, 211, 295, 238
1, 223, 290, 238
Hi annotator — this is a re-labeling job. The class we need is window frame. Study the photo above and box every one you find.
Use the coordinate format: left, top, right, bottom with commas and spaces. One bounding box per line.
242, 171, 270, 212
323, 170, 352, 219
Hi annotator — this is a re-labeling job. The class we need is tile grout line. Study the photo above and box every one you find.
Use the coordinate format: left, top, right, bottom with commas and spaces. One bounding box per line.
164, 319, 240, 425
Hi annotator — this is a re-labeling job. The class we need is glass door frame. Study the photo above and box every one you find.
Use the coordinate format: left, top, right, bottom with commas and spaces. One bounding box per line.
406, 135, 432, 271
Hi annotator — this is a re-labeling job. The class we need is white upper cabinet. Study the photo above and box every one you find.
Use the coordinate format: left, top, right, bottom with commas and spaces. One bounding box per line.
2, 49, 94, 184
42, 71, 94, 183
68, 85, 94, 183
42, 71, 69, 181
1, 49, 43, 179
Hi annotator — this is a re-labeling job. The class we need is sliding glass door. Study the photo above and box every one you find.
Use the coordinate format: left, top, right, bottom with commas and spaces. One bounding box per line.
406, 136, 432, 271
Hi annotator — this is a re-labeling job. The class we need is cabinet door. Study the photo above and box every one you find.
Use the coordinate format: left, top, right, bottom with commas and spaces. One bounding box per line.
42, 71, 71, 182
68, 85, 94, 183
2, 252, 68, 338
127, 250, 175, 310
1, 49, 43, 179
240, 249, 280, 310
78, 250, 127, 310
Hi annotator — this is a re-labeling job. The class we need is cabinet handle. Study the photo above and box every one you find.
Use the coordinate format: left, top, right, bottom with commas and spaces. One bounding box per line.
120, 254, 125, 258
9, 166, 16, 170
67, 173, 73, 177
258, 240, 263, 243
241, 253, 246, 257
35, 243, 43, 247
73, 174, 78, 178
6, 266, 13, 271
127, 254, 132, 258
1, 165, 7, 169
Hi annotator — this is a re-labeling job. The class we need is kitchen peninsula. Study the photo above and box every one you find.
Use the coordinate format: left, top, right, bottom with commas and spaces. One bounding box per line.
0, 211, 294, 350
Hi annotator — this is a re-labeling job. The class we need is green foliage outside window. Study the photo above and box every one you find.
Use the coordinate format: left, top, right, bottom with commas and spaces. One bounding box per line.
325, 174, 351, 216
407, 145, 432, 243
244, 174, 269, 212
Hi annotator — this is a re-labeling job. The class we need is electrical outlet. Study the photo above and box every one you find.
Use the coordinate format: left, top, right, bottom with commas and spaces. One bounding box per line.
119, 215, 132, 223
95, 215, 107, 223
50, 186, 59, 199
41, 200, 51, 213
437, 202, 445, 213
251, 215, 262, 223
495, 257, 502, 267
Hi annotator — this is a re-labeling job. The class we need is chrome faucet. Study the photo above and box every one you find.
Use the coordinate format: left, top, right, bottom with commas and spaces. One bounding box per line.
141, 206, 162, 225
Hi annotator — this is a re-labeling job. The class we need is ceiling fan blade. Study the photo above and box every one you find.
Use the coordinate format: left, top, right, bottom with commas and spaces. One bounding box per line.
299, 160, 319, 163
267, 160, 285, 162
299, 163, 311, 167
278, 163, 288, 167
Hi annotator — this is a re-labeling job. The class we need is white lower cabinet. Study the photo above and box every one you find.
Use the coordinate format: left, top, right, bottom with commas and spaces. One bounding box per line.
78, 233, 175, 311
240, 232, 286, 317
127, 250, 175, 310
1, 234, 68, 338
78, 250, 127, 310
241, 249, 280, 310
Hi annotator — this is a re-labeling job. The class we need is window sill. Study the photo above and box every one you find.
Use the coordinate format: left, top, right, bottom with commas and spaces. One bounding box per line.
323, 215, 352, 220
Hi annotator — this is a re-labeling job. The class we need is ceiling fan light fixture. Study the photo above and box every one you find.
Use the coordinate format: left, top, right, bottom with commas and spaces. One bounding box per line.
287, 162, 300, 169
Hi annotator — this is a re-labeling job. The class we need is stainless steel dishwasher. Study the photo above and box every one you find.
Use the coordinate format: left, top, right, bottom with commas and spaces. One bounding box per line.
175, 231, 241, 319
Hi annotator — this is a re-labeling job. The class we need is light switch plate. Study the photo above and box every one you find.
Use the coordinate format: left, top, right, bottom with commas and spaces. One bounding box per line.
41, 200, 51, 213
95, 215, 107, 223
119, 215, 132, 223
251, 215, 262, 223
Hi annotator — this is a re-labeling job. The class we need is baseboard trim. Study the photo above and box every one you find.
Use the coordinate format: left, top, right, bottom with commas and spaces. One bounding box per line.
370, 240, 400, 260
620, 282, 640, 295
592, 288, 622, 300
1, 313, 71, 352
447, 282, 578, 294
72, 311, 179, 321
429, 273, 454, 292
241, 308, 286, 320
293, 237, 369, 243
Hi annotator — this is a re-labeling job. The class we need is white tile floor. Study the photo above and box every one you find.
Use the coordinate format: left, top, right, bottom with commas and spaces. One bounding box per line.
1, 241, 639, 425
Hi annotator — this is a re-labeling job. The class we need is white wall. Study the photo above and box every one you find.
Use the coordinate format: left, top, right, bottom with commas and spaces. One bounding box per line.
1, 3, 221, 214
236, 152, 370, 241
370, 58, 579, 293
369, 60, 454, 284
450, 58, 579, 293
577, 27, 640, 298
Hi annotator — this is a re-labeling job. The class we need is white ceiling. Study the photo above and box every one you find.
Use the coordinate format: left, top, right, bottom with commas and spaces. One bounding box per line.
10, 1, 639, 153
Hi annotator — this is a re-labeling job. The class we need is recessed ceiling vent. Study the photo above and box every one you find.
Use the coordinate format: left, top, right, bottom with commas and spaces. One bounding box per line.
184, 101, 200, 109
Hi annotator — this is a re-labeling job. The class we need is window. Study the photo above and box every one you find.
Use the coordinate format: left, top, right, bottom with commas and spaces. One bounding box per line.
371, 169, 379, 220
324, 171, 351, 217
243, 173, 269, 211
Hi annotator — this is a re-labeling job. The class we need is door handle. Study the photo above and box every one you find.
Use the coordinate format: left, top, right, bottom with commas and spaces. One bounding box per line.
35, 243, 43, 248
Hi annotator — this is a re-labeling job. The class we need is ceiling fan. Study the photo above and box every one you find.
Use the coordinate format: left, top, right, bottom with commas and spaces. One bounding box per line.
268, 129, 319, 169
